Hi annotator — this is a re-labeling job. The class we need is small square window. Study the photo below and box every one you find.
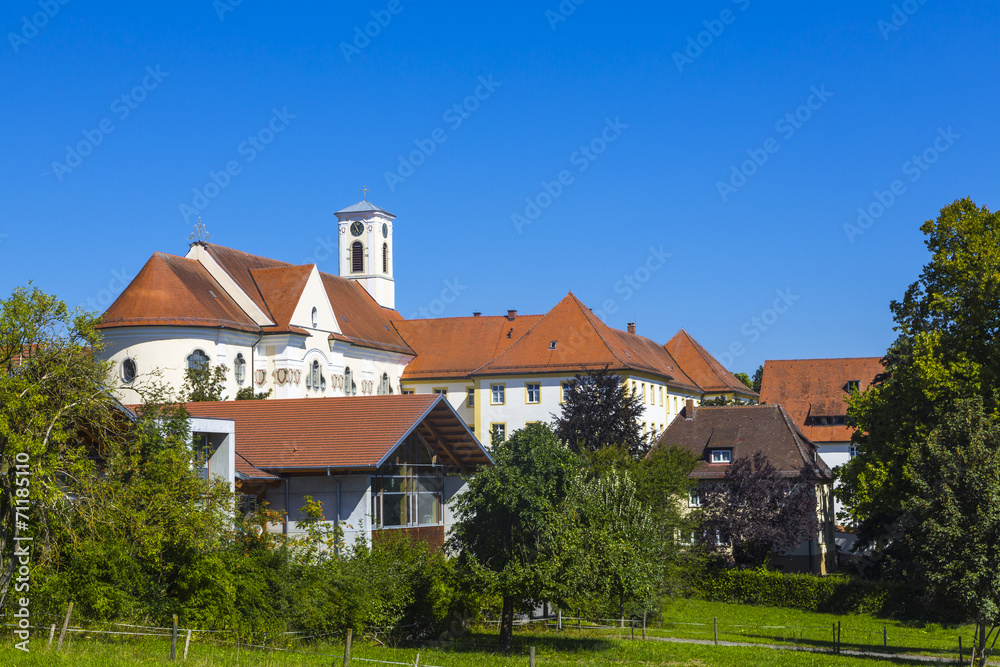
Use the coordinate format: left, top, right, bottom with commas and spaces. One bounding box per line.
433, 388, 448, 397
711, 449, 732, 464
490, 423, 506, 443
526, 383, 540, 403
491, 384, 505, 405
849, 444, 860, 458
549, 340, 557, 350
689, 489, 702, 507
467, 388, 475, 407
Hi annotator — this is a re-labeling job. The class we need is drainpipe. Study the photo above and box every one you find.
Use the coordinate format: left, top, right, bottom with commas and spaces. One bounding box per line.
284, 475, 290, 536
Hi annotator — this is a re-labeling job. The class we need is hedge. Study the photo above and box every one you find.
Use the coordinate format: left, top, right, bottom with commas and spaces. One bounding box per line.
690, 568, 893, 616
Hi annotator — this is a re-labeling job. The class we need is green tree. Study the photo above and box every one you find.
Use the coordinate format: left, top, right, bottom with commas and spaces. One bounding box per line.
183, 363, 229, 402
733, 372, 753, 390
840, 199, 1000, 546
235, 386, 272, 400
553, 368, 647, 457
900, 398, 1000, 666
574, 468, 659, 620
632, 445, 700, 578
448, 423, 580, 651
752, 365, 764, 393
0, 286, 117, 609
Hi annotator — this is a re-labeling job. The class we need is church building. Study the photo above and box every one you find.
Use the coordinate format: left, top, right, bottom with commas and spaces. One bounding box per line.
97, 198, 757, 440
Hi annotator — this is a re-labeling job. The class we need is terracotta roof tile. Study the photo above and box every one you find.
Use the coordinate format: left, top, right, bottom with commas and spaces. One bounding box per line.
759, 357, 883, 442
473, 293, 650, 376
249, 265, 313, 333
319, 274, 413, 354
183, 395, 489, 471
395, 314, 543, 380
201, 243, 290, 315
654, 404, 830, 479
665, 329, 759, 397
97, 253, 258, 332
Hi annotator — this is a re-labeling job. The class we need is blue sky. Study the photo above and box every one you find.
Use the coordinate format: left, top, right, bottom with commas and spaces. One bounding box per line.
2, 1, 997, 375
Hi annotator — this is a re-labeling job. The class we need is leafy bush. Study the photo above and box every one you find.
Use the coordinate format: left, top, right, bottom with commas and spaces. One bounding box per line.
689, 567, 892, 616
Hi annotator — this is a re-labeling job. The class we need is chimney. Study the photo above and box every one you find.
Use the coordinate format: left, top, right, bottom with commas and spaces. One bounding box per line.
473, 312, 481, 317
507, 309, 517, 321
685, 398, 695, 420
627, 322, 636, 334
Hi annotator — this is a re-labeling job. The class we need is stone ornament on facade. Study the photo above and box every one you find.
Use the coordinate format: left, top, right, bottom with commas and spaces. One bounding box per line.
254, 369, 266, 386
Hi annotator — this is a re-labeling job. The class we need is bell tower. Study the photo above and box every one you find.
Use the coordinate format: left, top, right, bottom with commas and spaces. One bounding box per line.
335, 196, 396, 310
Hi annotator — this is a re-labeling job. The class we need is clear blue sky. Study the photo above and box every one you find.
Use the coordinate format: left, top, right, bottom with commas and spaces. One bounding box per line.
2, 1, 997, 374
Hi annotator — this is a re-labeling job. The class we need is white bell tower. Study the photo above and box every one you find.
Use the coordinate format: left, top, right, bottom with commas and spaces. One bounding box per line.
336, 196, 396, 310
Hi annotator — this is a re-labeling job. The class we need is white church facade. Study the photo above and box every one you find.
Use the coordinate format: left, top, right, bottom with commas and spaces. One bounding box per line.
97, 198, 757, 439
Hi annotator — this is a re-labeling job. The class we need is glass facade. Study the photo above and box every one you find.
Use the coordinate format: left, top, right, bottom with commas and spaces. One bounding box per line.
371, 433, 444, 529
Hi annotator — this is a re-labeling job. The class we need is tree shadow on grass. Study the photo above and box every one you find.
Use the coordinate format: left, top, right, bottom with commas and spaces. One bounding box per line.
735, 631, 957, 662
400, 630, 616, 657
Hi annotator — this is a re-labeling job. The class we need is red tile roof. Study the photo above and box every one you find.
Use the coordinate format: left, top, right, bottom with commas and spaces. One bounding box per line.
100, 243, 412, 354
183, 394, 490, 472
395, 314, 544, 380
665, 329, 759, 397
655, 404, 831, 479
759, 357, 883, 442
469, 294, 697, 388
97, 253, 259, 332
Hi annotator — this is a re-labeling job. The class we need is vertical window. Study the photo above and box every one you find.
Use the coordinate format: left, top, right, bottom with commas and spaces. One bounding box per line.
311, 307, 319, 328
307, 360, 323, 392
187, 349, 209, 370
370, 433, 443, 529
674, 397, 678, 412
351, 241, 364, 273
382, 243, 388, 273
467, 388, 475, 407
688, 487, 702, 507
561, 381, 574, 403
490, 423, 506, 443
849, 444, 860, 458
491, 384, 505, 405
632, 380, 637, 396
379, 373, 389, 395
660, 387, 664, 406
641, 383, 646, 403
526, 383, 540, 403
234, 353, 246, 385
345, 366, 356, 395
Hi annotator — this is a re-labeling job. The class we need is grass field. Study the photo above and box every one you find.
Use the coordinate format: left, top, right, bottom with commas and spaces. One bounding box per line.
0, 598, 976, 666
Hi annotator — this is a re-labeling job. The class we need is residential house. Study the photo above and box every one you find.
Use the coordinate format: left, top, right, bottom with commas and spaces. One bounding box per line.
655, 401, 836, 574
184, 393, 491, 548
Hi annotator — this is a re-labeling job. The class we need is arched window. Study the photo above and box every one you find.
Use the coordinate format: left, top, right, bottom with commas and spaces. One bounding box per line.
122, 358, 137, 384
351, 241, 364, 273
378, 373, 389, 395
311, 307, 319, 329
234, 353, 246, 385
187, 349, 209, 370
382, 243, 388, 273
307, 360, 324, 392
345, 366, 356, 396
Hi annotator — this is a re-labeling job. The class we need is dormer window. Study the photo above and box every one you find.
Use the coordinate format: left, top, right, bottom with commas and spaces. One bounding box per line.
847, 380, 860, 392
710, 449, 732, 464
549, 341, 557, 350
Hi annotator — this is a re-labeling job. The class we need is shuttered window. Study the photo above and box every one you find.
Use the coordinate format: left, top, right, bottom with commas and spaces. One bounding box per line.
352, 241, 364, 273
382, 243, 388, 273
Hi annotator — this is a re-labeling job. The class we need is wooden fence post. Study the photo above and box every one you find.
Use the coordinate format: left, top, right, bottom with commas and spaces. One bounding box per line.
557, 609, 562, 631
631, 621, 634, 641
642, 612, 646, 640
883, 625, 887, 649
47, 623, 55, 649
837, 621, 841, 654
343, 628, 353, 667
171, 614, 178, 661
183, 629, 192, 661
713, 617, 718, 645
529, 646, 536, 667
57, 601, 73, 652
832, 623, 837, 653
959, 636, 963, 664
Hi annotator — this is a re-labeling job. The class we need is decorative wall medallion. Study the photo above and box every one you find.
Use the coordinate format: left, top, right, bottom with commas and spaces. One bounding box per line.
254, 369, 266, 386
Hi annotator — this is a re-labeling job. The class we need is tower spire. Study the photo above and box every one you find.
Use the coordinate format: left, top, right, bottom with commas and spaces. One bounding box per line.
188, 218, 212, 243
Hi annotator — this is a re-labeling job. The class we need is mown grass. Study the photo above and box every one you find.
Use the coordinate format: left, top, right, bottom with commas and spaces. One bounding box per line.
0, 626, 957, 667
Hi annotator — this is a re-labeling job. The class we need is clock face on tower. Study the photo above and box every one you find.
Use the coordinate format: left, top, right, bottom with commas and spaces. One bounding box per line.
382, 223, 388, 238
350, 221, 364, 237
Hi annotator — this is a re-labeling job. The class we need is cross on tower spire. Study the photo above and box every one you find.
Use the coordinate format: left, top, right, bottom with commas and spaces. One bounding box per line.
361, 185, 369, 201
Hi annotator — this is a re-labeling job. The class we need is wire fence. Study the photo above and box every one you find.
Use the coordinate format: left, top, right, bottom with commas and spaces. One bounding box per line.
1, 603, 977, 665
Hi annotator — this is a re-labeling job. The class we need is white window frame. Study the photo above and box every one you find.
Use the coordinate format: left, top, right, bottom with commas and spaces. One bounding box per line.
711, 449, 732, 464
